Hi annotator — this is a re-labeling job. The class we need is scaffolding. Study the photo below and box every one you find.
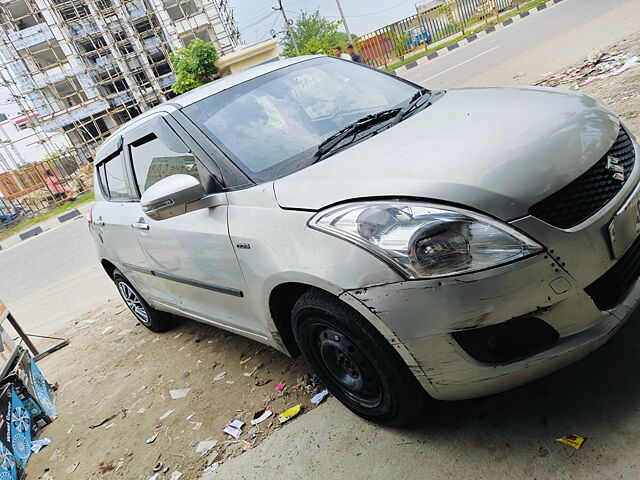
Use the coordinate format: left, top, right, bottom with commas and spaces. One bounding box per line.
0, 0, 238, 221
0, 0, 239, 166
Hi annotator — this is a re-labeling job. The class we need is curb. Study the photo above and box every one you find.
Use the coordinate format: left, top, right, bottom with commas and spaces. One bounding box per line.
58, 209, 81, 223
18, 226, 43, 241
390, 0, 565, 76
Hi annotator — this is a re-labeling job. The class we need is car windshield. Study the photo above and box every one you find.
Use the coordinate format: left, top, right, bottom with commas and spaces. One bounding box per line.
183, 57, 420, 183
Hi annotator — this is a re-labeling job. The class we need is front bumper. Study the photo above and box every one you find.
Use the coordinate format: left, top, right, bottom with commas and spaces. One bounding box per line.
346, 248, 639, 401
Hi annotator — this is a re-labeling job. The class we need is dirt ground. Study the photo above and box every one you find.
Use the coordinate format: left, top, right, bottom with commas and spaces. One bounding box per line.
535, 33, 640, 135
24, 297, 323, 479
23, 33, 640, 480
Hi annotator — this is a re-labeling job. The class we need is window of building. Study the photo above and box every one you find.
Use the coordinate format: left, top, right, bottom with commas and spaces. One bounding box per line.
134, 71, 151, 90
78, 36, 108, 54
22, 41, 67, 69
178, 27, 214, 47
153, 62, 172, 76
44, 78, 87, 109
100, 153, 129, 200
95, 0, 114, 10
163, 0, 199, 21
7, 0, 44, 29
130, 134, 201, 195
55, 2, 90, 21
74, 115, 110, 142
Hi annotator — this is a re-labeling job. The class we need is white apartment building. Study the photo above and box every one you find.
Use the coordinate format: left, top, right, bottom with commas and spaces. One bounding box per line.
0, 0, 239, 162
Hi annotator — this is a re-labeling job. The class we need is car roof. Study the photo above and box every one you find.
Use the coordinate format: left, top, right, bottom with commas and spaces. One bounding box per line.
96, 55, 322, 162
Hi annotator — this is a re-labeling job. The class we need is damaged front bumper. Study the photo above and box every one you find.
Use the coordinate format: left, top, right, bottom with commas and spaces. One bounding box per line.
343, 252, 638, 401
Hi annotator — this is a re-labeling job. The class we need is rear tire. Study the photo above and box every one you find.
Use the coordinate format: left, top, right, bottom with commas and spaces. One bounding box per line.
113, 269, 173, 332
292, 289, 426, 426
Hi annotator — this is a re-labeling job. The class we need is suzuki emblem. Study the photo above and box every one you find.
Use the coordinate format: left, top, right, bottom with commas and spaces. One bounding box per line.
606, 156, 625, 182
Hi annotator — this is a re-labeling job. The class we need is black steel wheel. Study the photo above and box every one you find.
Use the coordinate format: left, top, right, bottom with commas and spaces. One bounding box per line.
292, 289, 426, 426
113, 269, 173, 332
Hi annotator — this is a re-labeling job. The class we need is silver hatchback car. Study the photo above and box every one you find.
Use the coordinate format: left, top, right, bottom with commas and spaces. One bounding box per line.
90, 56, 640, 425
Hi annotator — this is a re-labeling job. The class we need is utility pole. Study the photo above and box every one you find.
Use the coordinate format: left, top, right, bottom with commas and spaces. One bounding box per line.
335, 0, 352, 43
273, 0, 300, 55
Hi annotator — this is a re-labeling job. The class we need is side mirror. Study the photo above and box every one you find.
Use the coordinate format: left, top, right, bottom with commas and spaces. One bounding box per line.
141, 174, 226, 221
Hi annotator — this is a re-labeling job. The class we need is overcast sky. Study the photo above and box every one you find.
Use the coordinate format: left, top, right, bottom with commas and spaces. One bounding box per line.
230, 0, 419, 46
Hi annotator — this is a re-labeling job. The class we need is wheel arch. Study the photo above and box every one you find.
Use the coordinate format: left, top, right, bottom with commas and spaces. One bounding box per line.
267, 280, 435, 396
101, 258, 117, 280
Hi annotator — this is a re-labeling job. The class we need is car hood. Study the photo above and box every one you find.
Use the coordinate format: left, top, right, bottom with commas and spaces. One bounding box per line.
273, 86, 620, 221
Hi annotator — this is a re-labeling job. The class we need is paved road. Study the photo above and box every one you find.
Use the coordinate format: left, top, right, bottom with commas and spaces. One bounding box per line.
0, 214, 118, 335
404, 0, 640, 89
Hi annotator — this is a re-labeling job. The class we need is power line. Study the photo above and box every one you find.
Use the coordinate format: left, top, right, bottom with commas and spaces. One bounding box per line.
243, 10, 279, 29
325, 0, 414, 19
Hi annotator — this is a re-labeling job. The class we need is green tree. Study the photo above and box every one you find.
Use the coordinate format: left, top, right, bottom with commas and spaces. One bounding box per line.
385, 29, 410, 60
280, 10, 347, 57
334, 31, 358, 44
170, 39, 220, 94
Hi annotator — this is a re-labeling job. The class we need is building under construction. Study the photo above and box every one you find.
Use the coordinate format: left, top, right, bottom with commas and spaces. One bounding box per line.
0, 0, 239, 218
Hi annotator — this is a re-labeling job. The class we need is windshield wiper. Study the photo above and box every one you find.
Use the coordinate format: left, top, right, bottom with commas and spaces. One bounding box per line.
390, 88, 432, 126
311, 108, 401, 164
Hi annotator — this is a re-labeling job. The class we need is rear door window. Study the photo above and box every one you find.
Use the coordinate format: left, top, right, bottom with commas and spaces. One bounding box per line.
100, 153, 129, 200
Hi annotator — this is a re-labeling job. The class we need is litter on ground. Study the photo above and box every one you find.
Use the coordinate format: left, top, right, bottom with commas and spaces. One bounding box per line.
311, 389, 329, 405
556, 434, 586, 450
65, 461, 80, 473
31, 438, 51, 454
196, 440, 217, 454
159, 409, 175, 420
536, 50, 640, 89
222, 419, 244, 439
278, 404, 302, 424
250, 408, 273, 426
169, 388, 191, 399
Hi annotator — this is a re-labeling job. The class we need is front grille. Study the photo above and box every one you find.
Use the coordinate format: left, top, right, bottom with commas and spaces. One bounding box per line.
530, 127, 636, 229
585, 234, 640, 310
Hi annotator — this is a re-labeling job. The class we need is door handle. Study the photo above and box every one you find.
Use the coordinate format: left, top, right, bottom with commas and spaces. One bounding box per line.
131, 222, 150, 230
94, 219, 105, 227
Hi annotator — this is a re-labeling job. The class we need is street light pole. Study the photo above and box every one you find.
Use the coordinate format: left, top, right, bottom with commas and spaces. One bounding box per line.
335, 0, 352, 42
274, 0, 300, 55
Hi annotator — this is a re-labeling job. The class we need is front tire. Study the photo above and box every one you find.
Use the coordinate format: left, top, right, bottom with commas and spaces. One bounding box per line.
113, 270, 173, 332
292, 289, 426, 426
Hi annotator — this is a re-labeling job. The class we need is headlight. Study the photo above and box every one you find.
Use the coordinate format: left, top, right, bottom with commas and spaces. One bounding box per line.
309, 201, 543, 279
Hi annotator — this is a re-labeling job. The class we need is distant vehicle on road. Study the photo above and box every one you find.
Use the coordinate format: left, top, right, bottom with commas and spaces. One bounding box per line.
405, 26, 432, 46
0, 206, 16, 224
89, 55, 640, 426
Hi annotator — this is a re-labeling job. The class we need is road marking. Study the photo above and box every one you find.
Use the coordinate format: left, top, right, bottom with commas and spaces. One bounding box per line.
418, 45, 502, 83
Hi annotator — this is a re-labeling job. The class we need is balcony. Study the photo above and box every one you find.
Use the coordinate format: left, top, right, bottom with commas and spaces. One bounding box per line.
9, 23, 54, 50
126, 1, 147, 19
68, 18, 99, 37
158, 74, 176, 88
110, 92, 133, 107
40, 99, 110, 132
